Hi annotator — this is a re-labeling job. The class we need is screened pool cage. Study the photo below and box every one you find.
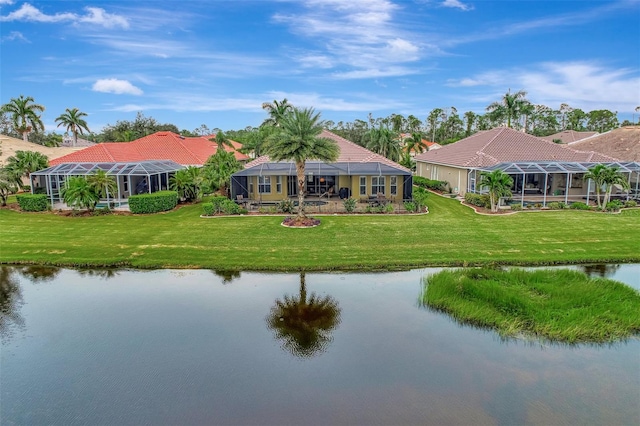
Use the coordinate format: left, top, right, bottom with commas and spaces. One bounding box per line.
468, 161, 640, 207
31, 160, 185, 207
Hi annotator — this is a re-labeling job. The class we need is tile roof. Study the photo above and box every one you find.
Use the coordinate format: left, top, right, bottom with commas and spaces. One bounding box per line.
568, 126, 640, 162
414, 127, 617, 168
541, 130, 598, 144
243, 130, 410, 173
49, 131, 248, 166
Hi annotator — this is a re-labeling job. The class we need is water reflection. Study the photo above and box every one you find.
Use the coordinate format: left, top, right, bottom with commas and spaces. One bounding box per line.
578, 263, 621, 278
17, 265, 61, 283
0, 266, 25, 342
76, 268, 120, 280
212, 269, 241, 284
266, 272, 341, 358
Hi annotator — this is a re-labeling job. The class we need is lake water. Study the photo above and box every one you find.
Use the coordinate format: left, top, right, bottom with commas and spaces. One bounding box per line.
1, 264, 639, 425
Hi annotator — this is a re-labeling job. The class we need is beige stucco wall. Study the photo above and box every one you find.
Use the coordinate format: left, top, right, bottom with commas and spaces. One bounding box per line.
416, 161, 469, 194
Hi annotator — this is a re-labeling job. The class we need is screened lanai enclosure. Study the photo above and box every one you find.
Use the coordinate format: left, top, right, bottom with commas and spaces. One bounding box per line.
231, 161, 413, 204
468, 161, 640, 207
31, 160, 184, 207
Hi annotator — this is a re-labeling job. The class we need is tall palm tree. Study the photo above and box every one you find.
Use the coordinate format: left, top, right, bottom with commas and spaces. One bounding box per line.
55, 108, 90, 147
583, 164, 608, 209
389, 113, 405, 133
5, 150, 49, 184
263, 107, 339, 219
403, 132, 428, 156
1, 95, 45, 142
266, 273, 341, 358
87, 170, 117, 203
364, 126, 401, 161
486, 89, 528, 128
261, 98, 294, 127
209, 130, 235, 151
600, 166, 630, 210
201, 149, 242, 196
479, 169, 513, 212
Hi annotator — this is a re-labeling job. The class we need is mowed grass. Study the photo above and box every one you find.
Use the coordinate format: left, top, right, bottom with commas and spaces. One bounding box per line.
421, 267, 640, 343
0, 194, 638, 270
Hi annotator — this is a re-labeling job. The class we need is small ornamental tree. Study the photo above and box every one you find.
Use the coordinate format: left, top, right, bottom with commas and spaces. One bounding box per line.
61, 176, 99, 211
478, 169, 513, 212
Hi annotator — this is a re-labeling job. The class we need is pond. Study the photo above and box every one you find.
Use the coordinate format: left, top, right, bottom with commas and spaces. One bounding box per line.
1, 264, 639, 425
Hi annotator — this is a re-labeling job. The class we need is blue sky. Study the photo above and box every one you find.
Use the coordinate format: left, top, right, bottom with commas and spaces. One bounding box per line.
1, 0, 639, 133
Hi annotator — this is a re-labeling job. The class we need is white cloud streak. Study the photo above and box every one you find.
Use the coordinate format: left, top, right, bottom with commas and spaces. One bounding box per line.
92, 79, 143, 95
0, 30, 28, 42
0, 3, 129, 29
442, 0, 473, 11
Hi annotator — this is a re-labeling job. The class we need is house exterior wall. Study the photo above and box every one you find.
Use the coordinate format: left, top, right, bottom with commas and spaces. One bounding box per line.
417, 161, 469, 194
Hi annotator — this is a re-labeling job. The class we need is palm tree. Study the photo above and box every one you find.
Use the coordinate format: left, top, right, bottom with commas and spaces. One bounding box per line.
583, 164, 608, 209
5, 150, 49, 184
403, 132, 428, 156
261, 98, 294, 127
263, 107, 339, 220
209, 130, 235, 151
201, 149, 242, 196
266, 273, 341, 358
0, 95, 45, 142
170, 167, 202, 202
87, 170, 117, 203
389, 113, 405, 132
364, 126, 401, 161
478, 169, 513, 212
55, 108, 90, 147
486, 89, 528, 128
601, 166, 630, 210
61, 176, 100, 211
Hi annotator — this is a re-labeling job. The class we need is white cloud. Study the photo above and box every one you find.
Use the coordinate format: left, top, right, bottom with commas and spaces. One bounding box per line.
0, 0, 15, 5
442, 0, 473, 11
0, 3, 129, 29
0, 30, 28, 42
448, 61, 640, 112
92, 79, 143, 95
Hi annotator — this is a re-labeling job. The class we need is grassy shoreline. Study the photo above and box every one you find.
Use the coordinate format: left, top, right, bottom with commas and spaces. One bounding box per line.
421, 267, 640, 343
1, 195, 639, 271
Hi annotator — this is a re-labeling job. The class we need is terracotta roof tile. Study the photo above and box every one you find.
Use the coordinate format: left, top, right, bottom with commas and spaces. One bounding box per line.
49, 131, 249, 166
542, 130, 598, 144
414, 127, 617, 167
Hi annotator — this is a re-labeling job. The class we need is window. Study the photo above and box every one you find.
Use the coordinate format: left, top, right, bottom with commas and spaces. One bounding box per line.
372, 176, 385, 194
359, 176, 366, 195
258, 176, 271, 193
276, 176, 282, 193
390, 176, 397, 196
249, 179, 254, 195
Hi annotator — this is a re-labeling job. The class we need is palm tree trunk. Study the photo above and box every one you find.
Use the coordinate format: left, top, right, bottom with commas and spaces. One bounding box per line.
296, 161, 306, 219
22, 132, 29, 143
299, 272, 307, 305
73, 131, 78, 147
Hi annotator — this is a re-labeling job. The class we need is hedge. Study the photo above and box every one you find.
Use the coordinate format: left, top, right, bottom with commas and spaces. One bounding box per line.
413, 176, 447, 191
202, 198, 245, 216
16, 193, 49, 212
464, 192, 490, 208
128, 191, 178, 214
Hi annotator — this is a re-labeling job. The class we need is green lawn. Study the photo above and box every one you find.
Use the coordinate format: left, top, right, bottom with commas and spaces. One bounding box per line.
1, 195, 638, 270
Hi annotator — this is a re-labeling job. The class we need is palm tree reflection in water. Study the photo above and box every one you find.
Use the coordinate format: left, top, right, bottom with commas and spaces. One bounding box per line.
267, 273, 341, 358
0, 267, 25, 342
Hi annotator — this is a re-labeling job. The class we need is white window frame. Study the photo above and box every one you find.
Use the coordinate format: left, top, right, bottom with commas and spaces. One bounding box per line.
372, 176, 385, 194
359, 176, 367, 195
390, 176, 397, 196
276, 176, 282, 193
258, 176, 271, 193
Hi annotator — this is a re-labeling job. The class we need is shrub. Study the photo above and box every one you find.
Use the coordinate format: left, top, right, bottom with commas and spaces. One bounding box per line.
221, 199, 241, 214
277, 198, 295, 213
464, 192, 490, 208
605, 200, 623, 212
413, 187, 429, 210
209, 196, 229, 213
202, 202, 215, 216
413, 176, 447, 191
624, 200, 637, 208
129, 191, 178, 214
16, 193, 48, 212
547, 202, 567, 210
569, 202, 591, 210
92, 207, 111, 216
403, 201, 417, 212
510, 203, 523, 211
343, 197, 357, 213
383, 203, 395, 213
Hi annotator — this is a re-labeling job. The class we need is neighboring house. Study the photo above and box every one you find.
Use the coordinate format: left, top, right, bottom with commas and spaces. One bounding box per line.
61, 135, 97, 147
542, 130, 598, 144
33, 131, 248, 206
49, 131, 248, 166
0, 134, 83, 167
414, 127, 640, 206
231, 130, 412, 202
568, 126, 640, 162
399, 133, 442, 156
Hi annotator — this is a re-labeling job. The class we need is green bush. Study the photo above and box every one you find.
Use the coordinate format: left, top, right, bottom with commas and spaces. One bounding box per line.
510, 203, 523, 211
202, 202, 215, 216
605, 200, 623, 212
16, 194, 48, 212
383, 203, 395, 213
403, 201, 417, 212
464, 192, 490, 208
129, 191, 178, 214
547, 202, 567, 210
209, 196, 229, 212
278, 198, 295, 213
624, 200, 637, 208
569, 202, 591, 210
413, 176, 447, 191
221, 199, 241, 214
343, 197, 357, 213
